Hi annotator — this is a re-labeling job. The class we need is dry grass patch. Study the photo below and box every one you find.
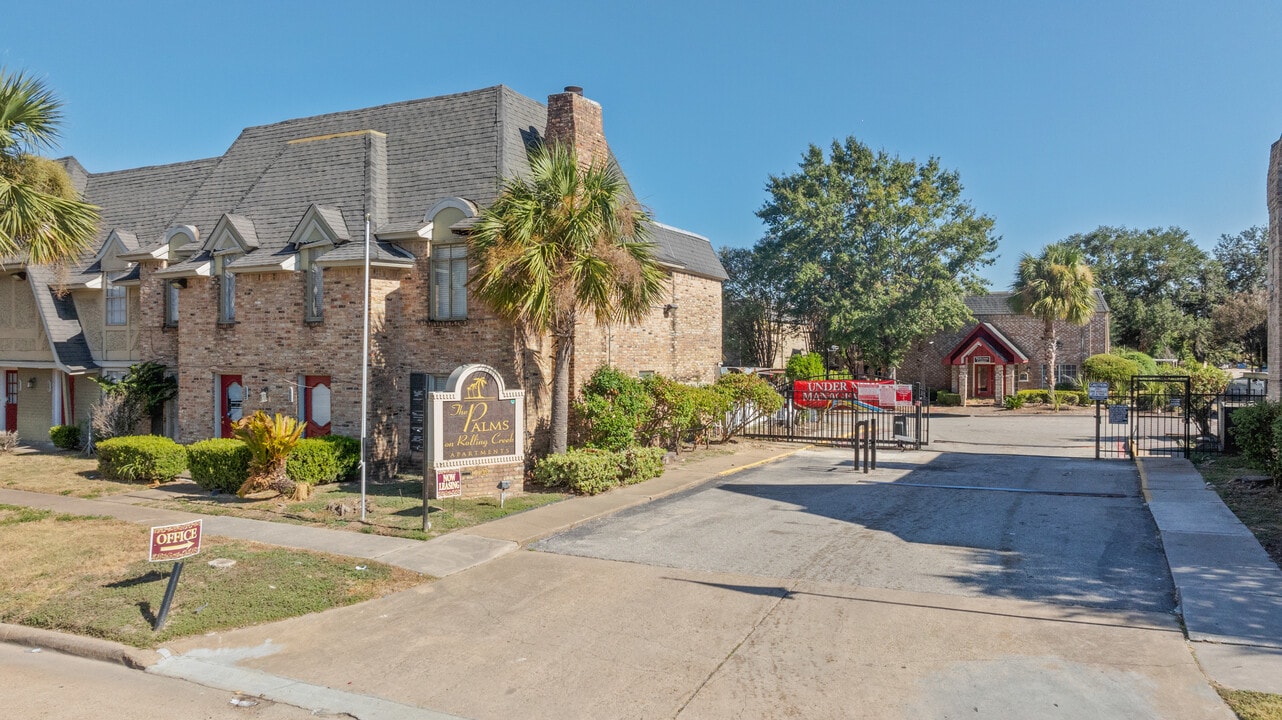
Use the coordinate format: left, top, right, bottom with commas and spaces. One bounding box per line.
0, 505, 424, 647
0, 448, 141, 498
1218, 687, 1282, 720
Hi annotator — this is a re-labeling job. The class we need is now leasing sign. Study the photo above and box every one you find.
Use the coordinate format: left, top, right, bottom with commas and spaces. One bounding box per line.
149, 520, 203, 562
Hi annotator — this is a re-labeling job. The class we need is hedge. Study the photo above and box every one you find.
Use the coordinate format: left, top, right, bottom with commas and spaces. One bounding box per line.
50, 425, 82, 450
319, 434, 361, 481
187, 438, 251, 493
533, 447, 668, 495
935, 391, 962, 407
286, 438, 341, 485
96, 435, 186, 483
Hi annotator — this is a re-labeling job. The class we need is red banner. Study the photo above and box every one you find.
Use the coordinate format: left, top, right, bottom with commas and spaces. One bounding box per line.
793, 380, 912, 410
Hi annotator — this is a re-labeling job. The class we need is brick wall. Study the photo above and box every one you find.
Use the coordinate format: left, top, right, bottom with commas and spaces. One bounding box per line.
898, 310, 1110, 399
572, 271, 723, 388
545, 88, 608, 168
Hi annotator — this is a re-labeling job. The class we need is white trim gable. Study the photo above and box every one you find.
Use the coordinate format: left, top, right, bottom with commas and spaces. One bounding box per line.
424, 197, 478, 223
288, 205, 348, 249
96, 230, 138, 271
204, 214, 259, 254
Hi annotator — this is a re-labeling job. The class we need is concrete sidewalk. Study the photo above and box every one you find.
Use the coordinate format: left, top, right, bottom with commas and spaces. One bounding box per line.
0, 440, 804, 579
1138, 456, 1282, 694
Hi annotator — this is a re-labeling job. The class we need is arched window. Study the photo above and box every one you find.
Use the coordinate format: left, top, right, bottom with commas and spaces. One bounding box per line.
430, 205, 469, 321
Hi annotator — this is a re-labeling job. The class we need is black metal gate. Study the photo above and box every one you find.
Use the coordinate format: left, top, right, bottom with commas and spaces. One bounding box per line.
1094, 375, 1192, 458
743, 383, 930, 448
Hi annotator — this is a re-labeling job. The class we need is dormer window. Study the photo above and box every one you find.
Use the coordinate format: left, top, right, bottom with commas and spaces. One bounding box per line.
166, 227, 197, 262
288, 207, 343, 324
301, 247, 325, 321
429, 205, 470, 321
164, 280, 182, 327
215, 252, 239, 323
105, 278, 127, 325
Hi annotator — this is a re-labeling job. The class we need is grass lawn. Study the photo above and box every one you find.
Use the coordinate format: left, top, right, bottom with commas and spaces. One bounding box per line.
156, 478, 566, 541
1194, 454, 1282, 567
0, 448, 141, 498
0, 504, 423, 647
1219, 688, 1282, 720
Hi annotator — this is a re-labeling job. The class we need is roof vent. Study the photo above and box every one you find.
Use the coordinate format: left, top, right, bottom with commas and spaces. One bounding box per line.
564, 86, 583, 95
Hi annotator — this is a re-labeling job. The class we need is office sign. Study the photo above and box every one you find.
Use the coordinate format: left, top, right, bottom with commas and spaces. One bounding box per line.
149, 520, 202, 562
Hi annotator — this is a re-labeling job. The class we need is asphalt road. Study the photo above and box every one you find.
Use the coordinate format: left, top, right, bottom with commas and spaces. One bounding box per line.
533, 446, 1175, 612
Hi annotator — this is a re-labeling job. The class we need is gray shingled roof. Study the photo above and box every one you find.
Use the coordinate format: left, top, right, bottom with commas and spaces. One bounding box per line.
965, 289, 1109, 315
648, 222, 728, 281
26, 266, 96, 372
13, 85, 722, 374
316, 240, 415, 266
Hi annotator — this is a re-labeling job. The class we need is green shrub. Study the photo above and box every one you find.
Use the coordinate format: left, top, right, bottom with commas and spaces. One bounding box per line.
1229, 401, 1282, 485
1115, 349, 1158, 376
642, 375, 730, 451
186, 438, 251, 493
1083, 353, 1140, 392
1016, 389, 1048, 403
785, 352, 826, 381
286, 438, 341, 485
318, 434, 361, 481
714, 372, 785, 440
533, 449, 622, 495
1003, 394, 1025, 410
574, 366, 654, 451
533, 446, 667, 495
96, 435, 186, 483
49, 424, 82, 450
619, 447, 666, 485
935, 391, 962, 406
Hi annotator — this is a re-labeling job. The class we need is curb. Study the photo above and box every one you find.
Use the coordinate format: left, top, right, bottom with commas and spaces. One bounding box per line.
0, 622, 160, 669
1134, 454, 1152, 503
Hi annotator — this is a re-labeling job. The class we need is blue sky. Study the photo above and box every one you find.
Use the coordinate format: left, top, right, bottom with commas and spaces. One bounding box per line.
5, 1, 1280, 287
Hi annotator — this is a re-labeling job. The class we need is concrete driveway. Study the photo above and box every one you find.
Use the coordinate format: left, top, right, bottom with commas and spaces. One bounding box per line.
158, 413, 1233, 719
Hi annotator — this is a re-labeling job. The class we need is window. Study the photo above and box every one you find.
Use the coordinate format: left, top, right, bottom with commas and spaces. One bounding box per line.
164, 281, 180, 327
216, 254, 238, 323
1041, 363, 1080, 388
431, 244, 467, 320
302, 248, 324, 321
105, 280, 126, 325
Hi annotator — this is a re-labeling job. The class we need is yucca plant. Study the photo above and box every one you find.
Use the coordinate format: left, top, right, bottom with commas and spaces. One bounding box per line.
232, 411, 308, 500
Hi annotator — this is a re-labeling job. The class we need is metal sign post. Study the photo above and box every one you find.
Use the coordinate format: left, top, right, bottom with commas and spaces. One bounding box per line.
148, 520, 202, 631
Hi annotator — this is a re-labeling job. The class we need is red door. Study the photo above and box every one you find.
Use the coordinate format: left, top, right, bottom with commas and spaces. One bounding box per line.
3, 371, 16, 432
973, 365, 994, 398
220, 374, 243, 438
303, 375, 331, 437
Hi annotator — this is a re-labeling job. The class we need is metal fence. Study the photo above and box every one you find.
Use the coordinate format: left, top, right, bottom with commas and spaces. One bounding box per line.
1093, 374, 1268, 458
742, 381, 930, 448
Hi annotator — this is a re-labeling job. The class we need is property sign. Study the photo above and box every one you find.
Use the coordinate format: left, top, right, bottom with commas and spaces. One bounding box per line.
1088, 382, 1110, 401
149, 520, 202, 562
433, 470, 462, 499
1108, 404, 1129, 425
428, 364, 525, 468
409, 373, 427, 453
793, 379, 912, 411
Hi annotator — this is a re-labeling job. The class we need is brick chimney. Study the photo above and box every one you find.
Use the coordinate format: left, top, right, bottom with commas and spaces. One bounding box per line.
545, 86, 609, 168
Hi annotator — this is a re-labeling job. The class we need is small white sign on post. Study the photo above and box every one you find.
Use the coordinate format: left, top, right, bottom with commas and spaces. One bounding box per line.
1088, 382, 1110, 401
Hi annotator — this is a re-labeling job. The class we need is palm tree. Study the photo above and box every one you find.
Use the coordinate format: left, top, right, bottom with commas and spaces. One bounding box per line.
0, 69, 98, 264
1009, 243, 1096, 409
470, 142, 666, 454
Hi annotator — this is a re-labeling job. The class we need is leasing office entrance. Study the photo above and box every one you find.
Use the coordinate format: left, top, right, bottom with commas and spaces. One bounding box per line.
944, 323, 1030, 405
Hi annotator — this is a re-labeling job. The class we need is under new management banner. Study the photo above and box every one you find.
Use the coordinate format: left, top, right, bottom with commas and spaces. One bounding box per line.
793, 379, 914, 412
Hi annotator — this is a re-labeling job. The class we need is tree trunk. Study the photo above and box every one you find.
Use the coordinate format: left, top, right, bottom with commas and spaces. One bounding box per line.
1045, 318, 1058, 411
550, 312, 575, 455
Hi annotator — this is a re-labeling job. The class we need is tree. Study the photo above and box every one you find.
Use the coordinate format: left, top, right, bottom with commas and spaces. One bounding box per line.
1062, 226, 1212, 355
91, 361, 178, 435
1213, 226, 1267, 295
0, 69, 98, 264
470, 142, 665, 455
757, 137, 996, 375
1009, 244, 1097, 409
720, 244, 790, 366
1211, 290, 1267, 367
